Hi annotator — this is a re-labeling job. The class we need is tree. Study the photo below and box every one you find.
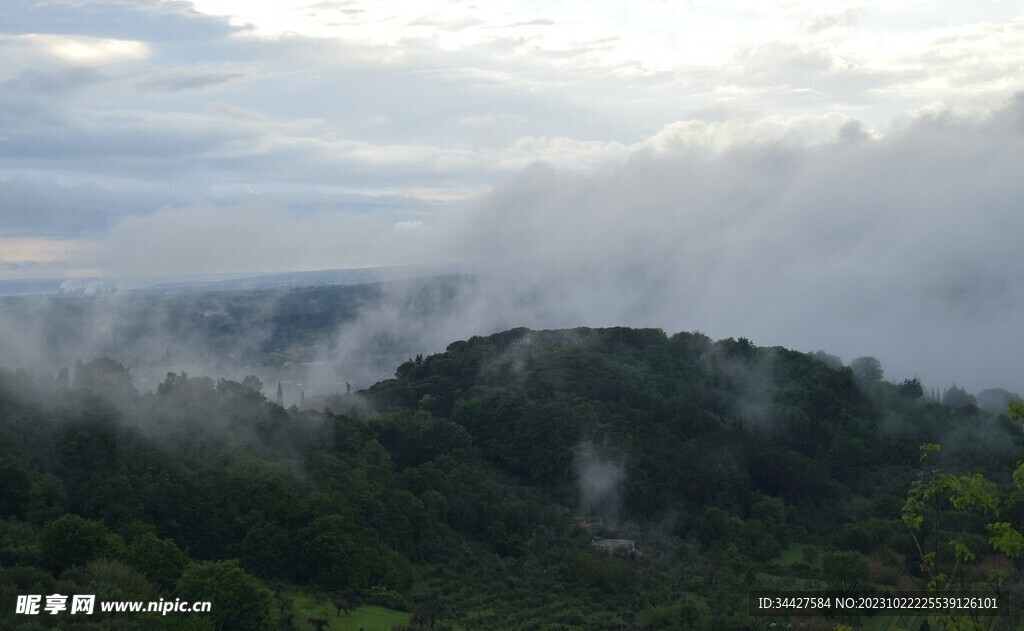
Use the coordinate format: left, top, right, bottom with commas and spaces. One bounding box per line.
176, 560, 273, 631
40, 514, 117, 576
299, 516, 358, 588
850, 356, 883, 381
157, 371, 186, 397
126, 533, 189, 590
901, 442, 1003, 628
810, 350, 842, 369
333, 589, 361, 616
898, 377, 924, 398
901, 403, 1024, 626
74, 357, 138, 402
242, 375, 263, 393
412, 599, 447, 629
0, 456, 32, 519
821, 550, 869, 592
942, 385, 977, 408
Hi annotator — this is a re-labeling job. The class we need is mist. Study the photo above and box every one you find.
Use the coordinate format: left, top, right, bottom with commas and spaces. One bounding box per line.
574, 441, 626, 521
4, 100, 1024, 397
310, 99, 1024, 395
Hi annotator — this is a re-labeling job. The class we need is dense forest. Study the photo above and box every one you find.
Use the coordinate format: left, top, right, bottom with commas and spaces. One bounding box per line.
1, 326, 1023, 630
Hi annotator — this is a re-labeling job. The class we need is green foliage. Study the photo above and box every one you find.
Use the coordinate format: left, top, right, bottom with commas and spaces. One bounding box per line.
0, 456, 33, 519
126, 533, 189, 590
895, 400, 1024, 629
3, 327, 1022, 629
635, 593, 710, 630
284, 590, 411, 631
899, 378, 924, 398
74, 357, 138, 402
1009, 400, 1024, 422
851, 356, 884, 381
40, 514, 119, 574
176, 560, 273, 631
564, 551, 636, 594
821, 550, 869, 591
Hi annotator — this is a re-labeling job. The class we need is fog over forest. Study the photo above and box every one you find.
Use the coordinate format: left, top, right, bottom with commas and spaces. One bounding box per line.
3, 1, 1023, 393
5, 3, 1024, 629
318, 101, 1024, 395
5, 101, 1024, 396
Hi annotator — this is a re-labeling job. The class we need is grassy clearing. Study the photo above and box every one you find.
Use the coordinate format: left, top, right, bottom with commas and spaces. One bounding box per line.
283, 590, 412, 631
776, 543, 813, 565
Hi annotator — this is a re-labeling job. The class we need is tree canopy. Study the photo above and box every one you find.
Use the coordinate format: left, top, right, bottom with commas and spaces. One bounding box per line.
0, 327, 1017, 629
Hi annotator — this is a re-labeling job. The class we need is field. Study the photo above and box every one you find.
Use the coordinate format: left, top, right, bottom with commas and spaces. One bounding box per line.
285, 591, 412, 631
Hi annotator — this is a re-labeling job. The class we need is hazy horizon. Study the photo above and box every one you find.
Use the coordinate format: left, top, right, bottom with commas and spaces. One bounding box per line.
2, 1, 1024, 395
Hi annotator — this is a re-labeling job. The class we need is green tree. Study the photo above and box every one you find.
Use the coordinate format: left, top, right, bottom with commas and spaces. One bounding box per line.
74, 357, 138, 402
40, 514, 118, 575
942, 385, 977, 408
0, 456, 33, 519
850, 356, 883, 381
899, 377, 924, 398
821, 550, 870, 592
126, 532, 189, 590
242, 375, 263, 393
902, 444, 998, 593
176, 560, 272, 631
412, 599, 447, 629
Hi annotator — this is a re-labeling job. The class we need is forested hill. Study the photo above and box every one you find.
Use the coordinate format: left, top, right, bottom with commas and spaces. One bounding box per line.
369, 327, 1016, 521
1, 327, 1021, 630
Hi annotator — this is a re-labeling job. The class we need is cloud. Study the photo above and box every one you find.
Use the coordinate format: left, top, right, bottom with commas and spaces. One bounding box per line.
2, 33, 150, 62
6, 95, 1024, 400
4, 1, 1023, 252
456, 113, 527, 128
97, 202, 437, 278
136, 68, 248, 92
0, 237, 93, 264
801, 8, 863, 34
0, 237, 98, 280
3, 0, 1024, 399
309, 97, 1024, 394
511, 19, 556, 28
575, 442, 626, 519
0, 0, 239, 42
0, 174, 172, 237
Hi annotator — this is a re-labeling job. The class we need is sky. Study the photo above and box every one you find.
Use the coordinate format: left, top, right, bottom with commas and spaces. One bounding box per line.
2, 0, 1024, 391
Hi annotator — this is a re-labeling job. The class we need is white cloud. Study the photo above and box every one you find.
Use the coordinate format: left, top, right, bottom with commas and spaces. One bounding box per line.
0, 237, 99, 280
456, 113, 527, 127
0, 237, 94, 263
0, 33, 149, 63
306, 96, 1024, 394
97, 203, 435, 278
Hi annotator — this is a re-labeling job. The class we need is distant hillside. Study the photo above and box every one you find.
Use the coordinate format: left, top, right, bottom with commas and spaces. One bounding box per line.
0, 274, 473, 391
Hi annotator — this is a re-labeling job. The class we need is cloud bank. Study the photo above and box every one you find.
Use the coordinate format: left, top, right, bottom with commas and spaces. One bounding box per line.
3, 1, 1024, 394
310, 98, 1024, 394
3, 100, 1022, 396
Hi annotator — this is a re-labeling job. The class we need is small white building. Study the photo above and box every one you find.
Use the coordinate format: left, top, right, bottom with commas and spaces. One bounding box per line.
590, 537, 637, 554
